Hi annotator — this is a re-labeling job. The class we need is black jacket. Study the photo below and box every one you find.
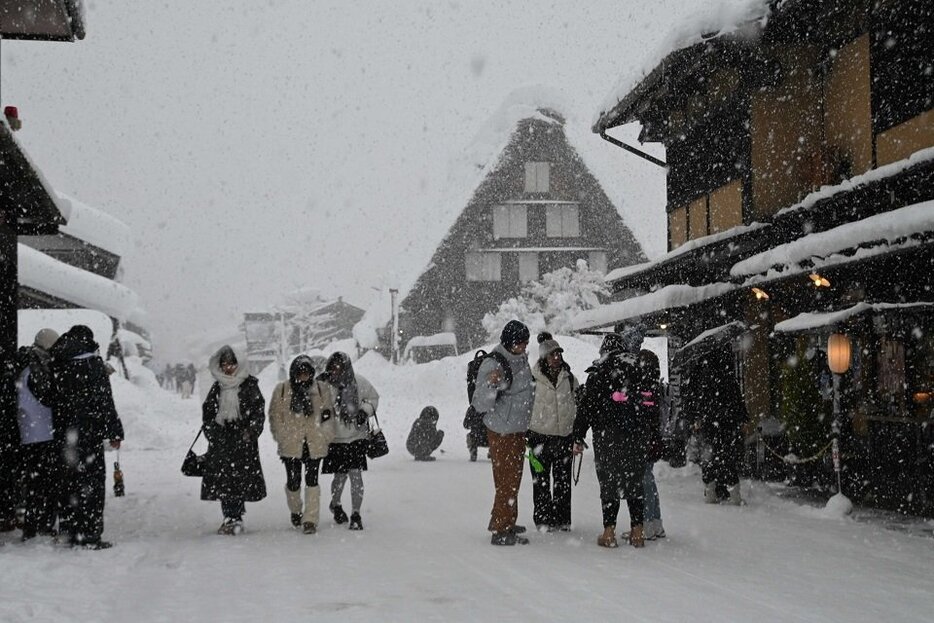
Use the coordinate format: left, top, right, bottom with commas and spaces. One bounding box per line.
200, 377, 267, 502
406, 407, 443, 457
17, 345, 57, 407
574, 351, 653, 496
50, 329, 124, 447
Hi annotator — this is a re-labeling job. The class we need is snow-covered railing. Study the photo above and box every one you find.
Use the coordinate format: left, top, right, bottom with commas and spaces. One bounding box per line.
402, 332, 458, 360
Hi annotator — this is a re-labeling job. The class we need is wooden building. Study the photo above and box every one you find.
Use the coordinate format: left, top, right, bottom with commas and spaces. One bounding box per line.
398, 102, 645, 352
577, 0, 934, 512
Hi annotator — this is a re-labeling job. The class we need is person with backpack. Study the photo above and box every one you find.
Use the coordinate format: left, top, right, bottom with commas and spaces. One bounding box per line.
528, 334, 579, 532
406, 406, 444, 461
471, 320, 535, 546
573, 329, 653, 549
268, 355, 336, 534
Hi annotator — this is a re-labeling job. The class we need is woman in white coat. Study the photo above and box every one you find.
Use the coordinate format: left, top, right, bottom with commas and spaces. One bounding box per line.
268, 355, 336, 534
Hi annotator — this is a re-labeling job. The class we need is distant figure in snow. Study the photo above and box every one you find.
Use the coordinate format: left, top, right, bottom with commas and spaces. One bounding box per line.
200, 346, 266, 536
407, 406, 444, 461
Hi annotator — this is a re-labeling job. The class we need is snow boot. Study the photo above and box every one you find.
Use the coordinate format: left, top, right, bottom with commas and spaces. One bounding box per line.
726, 483, 743, 506
704, 482, 719, 504
348, 512, 363, 531
330, 504, 348, 525
73, 540, 114, 550
286, 486, 303, 527
303, 486, 321, 528
491, 531, 528, 546
629, 524, 645, 548
645, 519, 665, 540
597, 525, 618, 548
217, 518, 243, 536
302, 522, 317, 535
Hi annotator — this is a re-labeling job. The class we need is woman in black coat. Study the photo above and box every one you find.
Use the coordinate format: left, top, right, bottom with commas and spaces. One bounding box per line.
573, 331, 652, 548
201, 345, 266, 535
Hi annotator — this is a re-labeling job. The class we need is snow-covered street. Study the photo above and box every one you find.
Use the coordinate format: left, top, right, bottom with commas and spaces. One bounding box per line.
2, 343, 932, 623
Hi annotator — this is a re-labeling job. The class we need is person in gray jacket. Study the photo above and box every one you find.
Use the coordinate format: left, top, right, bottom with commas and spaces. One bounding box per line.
471, 320, 535, 546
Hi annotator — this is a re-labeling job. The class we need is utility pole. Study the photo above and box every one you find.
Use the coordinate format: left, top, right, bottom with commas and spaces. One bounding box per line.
389, 288, 399, 364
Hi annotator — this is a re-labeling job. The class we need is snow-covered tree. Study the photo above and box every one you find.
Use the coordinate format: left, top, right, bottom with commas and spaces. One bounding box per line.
481, 259, 609, 340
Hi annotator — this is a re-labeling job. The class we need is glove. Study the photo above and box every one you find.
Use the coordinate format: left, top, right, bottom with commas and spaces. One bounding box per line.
321, 409, 332, 422
356, 409, 369, 426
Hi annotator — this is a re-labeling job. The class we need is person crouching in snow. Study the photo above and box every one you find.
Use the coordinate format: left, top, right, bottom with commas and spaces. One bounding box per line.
318, 352, 379, 531
268, 355, 336, 534
201, 346, 266, 535
407, 406, 444, 461
528, 336, 579, 532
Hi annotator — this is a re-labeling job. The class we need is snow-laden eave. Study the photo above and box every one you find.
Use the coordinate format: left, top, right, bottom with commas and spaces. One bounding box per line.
18, 243, 141, 320
773, 302, 934, 335
680, 320, 747, 350
605, 222, 767, 284
593, 0, 772, 131
56, 193, 133, 259
732, 199, 934, 278
775, 147, 934, 219
571, 282, 736, 332
1, 118, 67, 231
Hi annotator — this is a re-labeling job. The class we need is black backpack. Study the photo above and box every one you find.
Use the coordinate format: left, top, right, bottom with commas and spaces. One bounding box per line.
463, 349, 512, 430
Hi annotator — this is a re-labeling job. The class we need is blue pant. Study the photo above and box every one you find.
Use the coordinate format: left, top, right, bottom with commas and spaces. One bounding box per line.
643, 464, 661, 522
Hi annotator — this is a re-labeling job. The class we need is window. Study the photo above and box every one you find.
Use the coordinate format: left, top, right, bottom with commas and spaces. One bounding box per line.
492, 205, 528, 239
524, 161, 550, 193
518, 252, 538, 282
465, 252, 501, 281
587, 251, 607, 274
546, 204, 580, 237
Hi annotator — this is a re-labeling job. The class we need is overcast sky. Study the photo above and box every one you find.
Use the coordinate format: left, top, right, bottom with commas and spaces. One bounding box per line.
1, 0, 701, 360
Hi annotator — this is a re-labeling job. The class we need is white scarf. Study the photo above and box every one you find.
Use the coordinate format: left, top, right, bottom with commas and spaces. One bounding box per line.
209, 346, 250, 425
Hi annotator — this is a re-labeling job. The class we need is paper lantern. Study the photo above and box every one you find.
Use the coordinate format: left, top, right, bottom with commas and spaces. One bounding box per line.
827, 333, 851, 374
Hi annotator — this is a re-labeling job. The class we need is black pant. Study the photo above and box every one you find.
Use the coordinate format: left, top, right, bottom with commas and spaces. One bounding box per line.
221, 499, 245, 520
527, 432, 573, 527
601, 496, 645, 529
703, 428, 743, 488
60, 442, 106, 545
20, 441, 60, 536
0, 441, 21, 526
283, 444, 321, 491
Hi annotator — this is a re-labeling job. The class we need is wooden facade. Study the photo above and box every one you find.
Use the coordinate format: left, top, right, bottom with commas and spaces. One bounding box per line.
590, 0, 934, 513
398, 109, 645, 351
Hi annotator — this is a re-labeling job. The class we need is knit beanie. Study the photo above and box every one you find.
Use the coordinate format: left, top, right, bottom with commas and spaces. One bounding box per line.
500, 320, 530, 350
33, 328, 60, 352
539, 339, 563, 359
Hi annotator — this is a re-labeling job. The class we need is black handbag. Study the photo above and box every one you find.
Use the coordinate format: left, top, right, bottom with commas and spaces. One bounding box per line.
181, 427, 207, 477
366, 414, 389, 459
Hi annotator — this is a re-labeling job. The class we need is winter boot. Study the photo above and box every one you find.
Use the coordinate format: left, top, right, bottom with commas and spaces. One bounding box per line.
704, 482, 719, 504
597, 525, 618, 548
629, 524, 645, 548
302, 522, 317, 535
330, 504, 348, 525
645, 519, 665, 540
303, 486, 321, 529
726, 483, 743, 506
286, 486, 303, 528
217, 518, 237, 535
491, 531, 528, 546
348, 512, 363, 531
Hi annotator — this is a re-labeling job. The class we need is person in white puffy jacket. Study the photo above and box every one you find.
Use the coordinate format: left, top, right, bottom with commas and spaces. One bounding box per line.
527, 335, 580, 532
268, 355, 337, 534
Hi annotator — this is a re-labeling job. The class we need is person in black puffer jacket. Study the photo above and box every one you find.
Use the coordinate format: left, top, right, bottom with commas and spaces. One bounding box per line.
51, 325, 124, 549
573, 329, 652, 549
407, 406, 444, 461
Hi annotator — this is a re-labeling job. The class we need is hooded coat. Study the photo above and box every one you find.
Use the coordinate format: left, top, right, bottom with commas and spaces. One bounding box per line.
268, 356, 337, 459
50, 326, 124, 447
574, 349, 652, 500
200, 346, 266, 502
406, 406, 444, 458
470, 344, 535, 435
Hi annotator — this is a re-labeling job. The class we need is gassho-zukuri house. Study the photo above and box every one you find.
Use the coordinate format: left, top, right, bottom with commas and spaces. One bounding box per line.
573, 0, 934, 513
369, 88, 646, 359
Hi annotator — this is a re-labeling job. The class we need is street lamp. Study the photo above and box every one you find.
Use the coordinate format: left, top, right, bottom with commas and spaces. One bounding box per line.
826, 332, 852, 513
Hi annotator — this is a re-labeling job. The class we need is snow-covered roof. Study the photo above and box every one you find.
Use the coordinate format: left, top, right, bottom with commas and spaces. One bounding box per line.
571, 282, 736, 332
775, 147, 934, 219
57, 193, 132, 259
18, 243, 141, 320
358, 85, 658, 338
402, 332, 458, 359
604, 222, 768, 283
594, 0, 771, 130
732, 200, 934, 279
773, 302, 934, 334
680, 320, 747, 350
0, 118, 67, 232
